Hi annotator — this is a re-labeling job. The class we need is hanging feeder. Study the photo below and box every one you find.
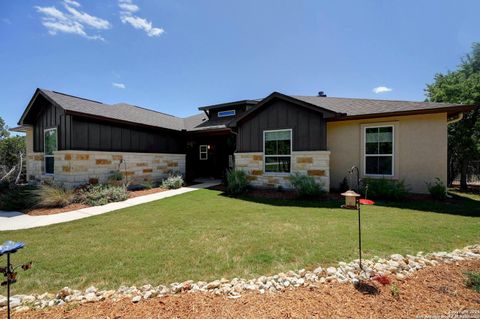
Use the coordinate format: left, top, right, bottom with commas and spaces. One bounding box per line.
1, 241, 32, 319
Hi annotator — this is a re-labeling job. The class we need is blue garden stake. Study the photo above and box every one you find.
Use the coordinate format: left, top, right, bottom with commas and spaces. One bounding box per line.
0, 241, 32, 319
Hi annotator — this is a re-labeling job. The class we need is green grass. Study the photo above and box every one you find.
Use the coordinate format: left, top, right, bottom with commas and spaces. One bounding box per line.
464, 271, 480, 292
0, 189, 479, 294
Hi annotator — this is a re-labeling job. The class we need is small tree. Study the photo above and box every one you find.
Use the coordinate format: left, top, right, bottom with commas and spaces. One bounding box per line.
0, 136, 26, 183
0, 116, 10, 140
425, 43, 480, 190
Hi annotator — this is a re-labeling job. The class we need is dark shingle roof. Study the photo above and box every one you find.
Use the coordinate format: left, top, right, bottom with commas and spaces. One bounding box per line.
291, 95, 464, 117
40, 89, 185, 131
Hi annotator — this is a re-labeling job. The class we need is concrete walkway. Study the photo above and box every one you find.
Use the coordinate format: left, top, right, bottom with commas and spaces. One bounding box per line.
0, 181, 220, 231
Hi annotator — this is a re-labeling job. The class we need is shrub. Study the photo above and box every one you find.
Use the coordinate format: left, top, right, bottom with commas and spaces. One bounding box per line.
77, 184, 128, 206
0, 185, 38, 211
161, 174, 184, 189
226, 169, 248, 195
33, 184, 75, 208
361, 178, 409, 201
108, 170, 124, 182
339, 177, 349, 192
426, 178, 447, 200
464, 271, 480, 292
390, 283, 400, 299
289, 173, 324, 198
143, 181, 154, 190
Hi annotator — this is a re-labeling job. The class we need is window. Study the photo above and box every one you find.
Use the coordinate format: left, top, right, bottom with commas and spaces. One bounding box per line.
217, 110, 236, 117
364, 126, 394, 176
264, 129, 292, 173
199, 145, 208, 160
44, 128, 57, 174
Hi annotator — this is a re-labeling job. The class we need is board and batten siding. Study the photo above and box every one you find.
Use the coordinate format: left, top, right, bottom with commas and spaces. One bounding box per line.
236, 100, 327, 152
70, 117, 185, 154
32, 99, 185, 154
33, 101, 72, 152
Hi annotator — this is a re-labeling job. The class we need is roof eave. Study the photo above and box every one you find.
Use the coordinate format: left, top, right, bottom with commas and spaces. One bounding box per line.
326, 105, 476, 122
198, 100, 259, 111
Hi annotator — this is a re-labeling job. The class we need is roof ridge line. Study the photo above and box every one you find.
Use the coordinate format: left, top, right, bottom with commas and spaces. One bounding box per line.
116, 103, 180, 118
47, 90, 104, 104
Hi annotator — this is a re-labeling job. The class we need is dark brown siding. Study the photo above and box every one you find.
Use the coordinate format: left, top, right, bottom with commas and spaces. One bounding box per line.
236, 100, 327, 152
70, 116, 185, 154
33, 100, 69, 152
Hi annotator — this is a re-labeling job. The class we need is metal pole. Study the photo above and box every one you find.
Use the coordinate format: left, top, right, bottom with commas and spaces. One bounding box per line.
357, 199, 363, 270
7, 252, 11, 319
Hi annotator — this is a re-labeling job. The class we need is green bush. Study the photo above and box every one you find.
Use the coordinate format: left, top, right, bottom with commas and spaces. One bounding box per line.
361, 178, 409, 201
0, 185, 38, 211
77, 184, 128, 206
161, 174, 184, 189
226, 169, 248, 195
464, 271, 480, 292
33, 184, 75, 208
426, 178, 447, 200
289, 173, 324, 198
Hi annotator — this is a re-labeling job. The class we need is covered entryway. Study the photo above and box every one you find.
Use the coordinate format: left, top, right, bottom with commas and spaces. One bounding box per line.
185, 129, 236, 181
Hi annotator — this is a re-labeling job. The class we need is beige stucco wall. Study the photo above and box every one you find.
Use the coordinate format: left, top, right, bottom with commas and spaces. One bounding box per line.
327, 113, 448, 194
235, 151, 330, 190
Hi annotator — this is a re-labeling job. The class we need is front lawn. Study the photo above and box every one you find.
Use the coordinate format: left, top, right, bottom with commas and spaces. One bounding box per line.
0, 189, 479, 294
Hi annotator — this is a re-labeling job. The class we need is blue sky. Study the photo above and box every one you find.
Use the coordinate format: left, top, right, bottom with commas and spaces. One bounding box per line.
0, 0, 479, 129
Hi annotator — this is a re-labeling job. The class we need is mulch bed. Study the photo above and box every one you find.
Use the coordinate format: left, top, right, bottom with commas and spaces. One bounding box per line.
26, 203, 90, 216
128, 187, 167, 198
11, 260, 480, 318
24, 187, 168, 216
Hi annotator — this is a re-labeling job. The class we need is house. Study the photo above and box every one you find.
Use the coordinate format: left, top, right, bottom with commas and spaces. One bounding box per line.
14, 88, 474, 193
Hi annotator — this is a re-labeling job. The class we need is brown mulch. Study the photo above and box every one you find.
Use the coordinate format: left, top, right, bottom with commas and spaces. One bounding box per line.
25, 203, 90, 216
10, 260, 480, 319
128, 187, 167, 198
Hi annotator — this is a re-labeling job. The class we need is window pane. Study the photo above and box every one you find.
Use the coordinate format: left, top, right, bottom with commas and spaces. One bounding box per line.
265, 157, 291, 173
365, 157, 378, 175
45, 157, 54, 174
265, 130, 290, 141
365, 156, 392, 175
379, 127, 392, 142
378, 156, 392, 175
365, 142, 379, 154
277, 139, 291, 155
265, 140, 278, 155
379, 142, 392, 154
366, 128, 379, 143
44, 129, 57, 155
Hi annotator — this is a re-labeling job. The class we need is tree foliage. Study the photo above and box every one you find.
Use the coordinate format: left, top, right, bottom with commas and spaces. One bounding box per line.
425, 43, 480, 189
0, 116, 10, 140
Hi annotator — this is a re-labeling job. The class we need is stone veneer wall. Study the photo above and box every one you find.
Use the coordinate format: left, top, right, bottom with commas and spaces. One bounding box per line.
235, 151, 330, 190
27, 150, 185, 189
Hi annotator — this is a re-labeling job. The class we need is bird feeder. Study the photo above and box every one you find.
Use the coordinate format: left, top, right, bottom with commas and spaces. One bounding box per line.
341, 190, 361, 209
1, 241, 32, 319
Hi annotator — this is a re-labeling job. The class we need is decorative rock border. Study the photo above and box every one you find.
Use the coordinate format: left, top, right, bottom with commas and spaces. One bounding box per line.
1, 244, 479, 312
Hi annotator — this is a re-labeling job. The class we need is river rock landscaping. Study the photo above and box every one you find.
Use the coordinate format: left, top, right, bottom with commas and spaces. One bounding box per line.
1, 244, 478, 313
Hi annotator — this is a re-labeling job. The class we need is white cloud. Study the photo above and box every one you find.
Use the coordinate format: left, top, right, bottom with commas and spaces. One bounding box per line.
118, 2, 139, 13
64, 5, 111, 29
118, 0, 164, 37
35, 1, 110, 41
112, 82, 126, 89
120, 15, 164, 37
63, 0, 81, 7
372, 86, 393, 94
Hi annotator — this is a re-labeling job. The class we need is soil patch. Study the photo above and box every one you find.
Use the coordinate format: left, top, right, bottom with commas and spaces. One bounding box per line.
128, 187, 167, 198
25, 203, 90, 216
11, 260, 480, 318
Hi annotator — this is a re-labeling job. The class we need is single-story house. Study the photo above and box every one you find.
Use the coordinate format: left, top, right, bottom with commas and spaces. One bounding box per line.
13, 88, 474, 193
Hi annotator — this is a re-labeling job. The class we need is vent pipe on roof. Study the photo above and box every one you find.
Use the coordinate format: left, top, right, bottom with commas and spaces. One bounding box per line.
318, 91, 327, 97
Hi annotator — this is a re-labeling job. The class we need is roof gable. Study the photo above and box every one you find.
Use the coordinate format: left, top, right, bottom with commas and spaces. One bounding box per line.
233, 92, 343, 126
